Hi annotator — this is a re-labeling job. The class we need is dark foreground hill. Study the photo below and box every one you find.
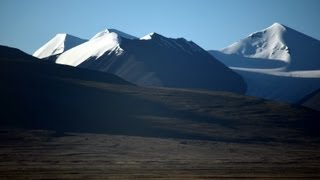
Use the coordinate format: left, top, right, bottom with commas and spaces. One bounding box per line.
1, 44, 320, 142
0, 45, 131, 86
1, 45, 320, 178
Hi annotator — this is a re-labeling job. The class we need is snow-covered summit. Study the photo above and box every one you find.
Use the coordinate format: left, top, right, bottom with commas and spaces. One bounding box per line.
208, 22, 320, 106
140, 32, 157, 40
221, 22, 290, 62
91, 28, 137, 40
56, 32, 122, 66
265, 22, 287, 32
33, 33, 86, 59
109, 29, 137, 40
217, 22, 320, 70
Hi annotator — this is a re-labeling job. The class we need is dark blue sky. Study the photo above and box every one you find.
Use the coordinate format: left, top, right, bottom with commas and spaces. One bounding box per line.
0, 0, 319, 54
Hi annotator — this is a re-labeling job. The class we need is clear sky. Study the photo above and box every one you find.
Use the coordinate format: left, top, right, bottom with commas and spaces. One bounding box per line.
0, 0, 319, 54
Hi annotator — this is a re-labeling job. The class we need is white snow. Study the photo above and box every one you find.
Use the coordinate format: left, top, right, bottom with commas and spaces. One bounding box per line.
56, 32, 121, 66
53, 28, 135, 66
140, 32, 155, 40
232, 67, 320, 78
209, 22, 320, 103
33, 34, 86, 59
91, 29, 137, 40
221, 23, 291, 63
233, 68, 320, 103
90, 29, 109, 40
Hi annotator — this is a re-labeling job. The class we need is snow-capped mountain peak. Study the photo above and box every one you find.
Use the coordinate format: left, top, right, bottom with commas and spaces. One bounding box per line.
221, 22, 290, 63
91, 28, 137, 40
33, 33, 86, 59
208, 22, 320, 107
140, 32, 157, 40
267, 22, 286, 31
56, 32, 122, 66
90, 29, 110, 40
217, 22, 320, 70
108, 29, 137, 40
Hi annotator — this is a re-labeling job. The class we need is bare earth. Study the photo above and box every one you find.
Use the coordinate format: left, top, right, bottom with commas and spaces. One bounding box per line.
0, 128, 319, 179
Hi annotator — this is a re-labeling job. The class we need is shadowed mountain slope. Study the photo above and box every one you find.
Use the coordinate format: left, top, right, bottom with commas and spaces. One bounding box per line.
35, 30, 246, 93
1, 45, 319, 143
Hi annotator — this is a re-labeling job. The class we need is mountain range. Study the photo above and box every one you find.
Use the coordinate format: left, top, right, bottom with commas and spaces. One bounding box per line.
33, 29, 246, 93
33, 23, 320, 110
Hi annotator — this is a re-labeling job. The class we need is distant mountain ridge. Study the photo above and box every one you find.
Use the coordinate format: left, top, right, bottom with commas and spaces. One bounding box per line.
33, 34, 86, 59
209, 23, 320, 109
220, 23, 290, 63
34, 28, 246, 93
90, 29, 137, 40
212, 23, 320, 70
